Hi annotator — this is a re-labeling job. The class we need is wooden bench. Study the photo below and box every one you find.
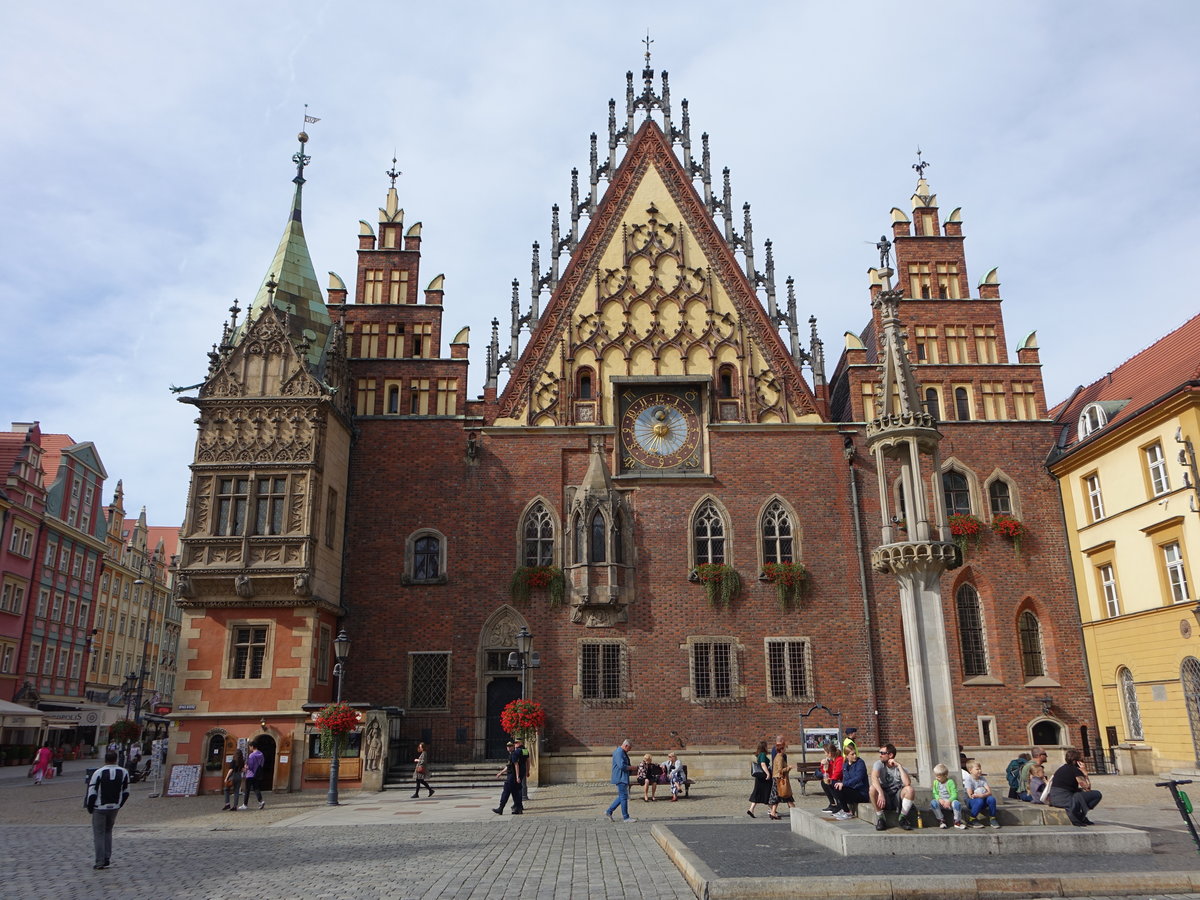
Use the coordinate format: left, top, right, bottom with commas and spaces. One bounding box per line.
640, 764, 697, 797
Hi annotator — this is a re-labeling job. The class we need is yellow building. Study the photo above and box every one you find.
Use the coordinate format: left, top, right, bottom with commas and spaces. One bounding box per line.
1049, 313, 1200, 773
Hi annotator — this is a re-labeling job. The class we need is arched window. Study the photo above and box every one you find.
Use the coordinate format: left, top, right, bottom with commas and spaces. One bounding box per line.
761, 500, 794, 565
573, 514, 585, 564
943, 470, 971, 517
1031, 720, 1061, 746
589, 511, 607, 564
718, 365, 735, 399
1078, 403, 1107, 438
413, 535, 441, 581
1118, 667, 1144, 740
1018, 611, 1045, 678
988, 480, 1012, 516
955, 584, 988, 676
693, 501, 726, 565
522, 502, 554, 567
578, 369, 593, 400
924, 387, 941, 420
955, 387, 971, 421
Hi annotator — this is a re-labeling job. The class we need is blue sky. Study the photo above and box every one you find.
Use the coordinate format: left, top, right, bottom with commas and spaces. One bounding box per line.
3, 1, 1198, 526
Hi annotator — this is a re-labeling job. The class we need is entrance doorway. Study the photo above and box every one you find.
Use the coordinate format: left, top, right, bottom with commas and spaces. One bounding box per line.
255, 735, 277, 790
1031, 719, 1061, 746
1182, 657, 1200, 766
485, 678, 522, 759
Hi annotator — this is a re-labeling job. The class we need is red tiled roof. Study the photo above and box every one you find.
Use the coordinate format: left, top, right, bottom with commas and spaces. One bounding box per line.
38, 433, 77, 488
0, 432, 27, 484
1051, 311, 1200, 446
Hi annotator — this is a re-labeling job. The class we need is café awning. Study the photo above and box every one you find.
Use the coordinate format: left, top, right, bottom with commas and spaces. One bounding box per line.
0, 698, 47, 728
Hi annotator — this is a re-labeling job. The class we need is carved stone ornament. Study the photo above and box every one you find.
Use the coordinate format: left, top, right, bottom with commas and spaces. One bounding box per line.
194, 404, 321, 465
234, 574, 254, 598
293, 572, 311, 596
177, 574, 196, 599
871, 541, 960, 575
569, 605, 627, 628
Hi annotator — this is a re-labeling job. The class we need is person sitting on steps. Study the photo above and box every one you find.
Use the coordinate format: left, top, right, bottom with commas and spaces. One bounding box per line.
929, 763, 966, 829
869, 743, 916, 830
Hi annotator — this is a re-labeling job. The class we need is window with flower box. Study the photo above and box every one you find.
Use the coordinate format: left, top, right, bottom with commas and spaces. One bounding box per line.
692, 500, 727, 566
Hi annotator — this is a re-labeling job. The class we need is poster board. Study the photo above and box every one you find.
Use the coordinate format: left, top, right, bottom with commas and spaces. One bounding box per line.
166, 763, 202, 797
801, 727, 840, 751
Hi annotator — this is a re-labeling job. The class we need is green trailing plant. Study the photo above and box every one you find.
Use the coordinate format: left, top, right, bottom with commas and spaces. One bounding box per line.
762, 562, 808, 609
692, 563, 741, 608
991, 514, 1027, 557
948, 514, 984, 554
313, 702, 361, 757
509, 565, 565, 606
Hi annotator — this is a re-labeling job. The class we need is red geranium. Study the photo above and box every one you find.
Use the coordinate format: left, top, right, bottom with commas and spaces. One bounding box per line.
313, 702, 361, 735
500, 699, 545, 739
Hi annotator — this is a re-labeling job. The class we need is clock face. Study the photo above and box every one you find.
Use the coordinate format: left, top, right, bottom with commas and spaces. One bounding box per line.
619, 390, 702, 471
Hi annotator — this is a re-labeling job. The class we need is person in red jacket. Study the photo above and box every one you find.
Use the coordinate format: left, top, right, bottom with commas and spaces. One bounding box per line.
818, 741, 844, 812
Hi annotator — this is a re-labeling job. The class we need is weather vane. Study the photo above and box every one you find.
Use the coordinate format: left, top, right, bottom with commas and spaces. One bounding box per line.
912, 146, 930, 180
387, 154, 402, 189
643, 29, 654, 66
293, 104, 319, 185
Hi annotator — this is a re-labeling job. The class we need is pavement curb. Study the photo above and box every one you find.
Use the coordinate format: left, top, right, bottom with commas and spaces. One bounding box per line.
652, 823, 1200, 899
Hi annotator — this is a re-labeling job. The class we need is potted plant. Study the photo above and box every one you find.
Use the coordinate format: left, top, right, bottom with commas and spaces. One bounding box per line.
509, 565, 566, 606
109, 719, 142, 748
991, 514, 1027, 556
690, 563, 741, 608
761, 562, 808, 609
313, 701, 362, 758
948, 514, 984, 554
500, 698, 546, 742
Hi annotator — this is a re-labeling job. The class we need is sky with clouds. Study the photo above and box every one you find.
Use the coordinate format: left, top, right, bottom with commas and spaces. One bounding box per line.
3, 1, 1198, 527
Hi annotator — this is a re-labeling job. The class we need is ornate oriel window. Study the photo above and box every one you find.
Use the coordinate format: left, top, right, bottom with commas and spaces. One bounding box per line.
589, 511, 607, 564
955, 584, 989, 677
693, 500, 726, 565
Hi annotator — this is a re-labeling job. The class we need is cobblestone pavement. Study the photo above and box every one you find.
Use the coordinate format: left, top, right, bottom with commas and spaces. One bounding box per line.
2, 763, 1198, 899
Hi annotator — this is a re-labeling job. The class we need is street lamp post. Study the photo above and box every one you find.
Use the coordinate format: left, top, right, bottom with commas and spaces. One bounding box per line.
327, 629, 351, 806
514, 627, 534, 700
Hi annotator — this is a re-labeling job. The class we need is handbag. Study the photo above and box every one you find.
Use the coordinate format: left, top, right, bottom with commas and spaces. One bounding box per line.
415, 765, 426, 775
751, 759, 766, 778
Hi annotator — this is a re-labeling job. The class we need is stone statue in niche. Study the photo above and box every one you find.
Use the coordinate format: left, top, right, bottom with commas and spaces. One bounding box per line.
234, 574, 254, 598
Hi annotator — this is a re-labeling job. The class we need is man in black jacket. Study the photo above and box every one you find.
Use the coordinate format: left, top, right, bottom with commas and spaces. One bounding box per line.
85, 750, 130, 870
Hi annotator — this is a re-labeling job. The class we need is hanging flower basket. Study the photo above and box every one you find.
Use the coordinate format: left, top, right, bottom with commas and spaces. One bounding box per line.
312, 702, 362, 756
500, 698, 546, 741
109, 719, 141, 746
509, 566, 566, 606
948, 514, 984, 553
691, 563, 741, 608
761, 562, 808, 609
991, 514, 1027, 556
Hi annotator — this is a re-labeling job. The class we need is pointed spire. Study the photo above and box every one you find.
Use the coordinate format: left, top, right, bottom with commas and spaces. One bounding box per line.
701, 133, 713, 209
239, 131, 331, 367
763, 239, 778, 320
530, 242, 542, 325
721, 168, 734, 242
742, 203, 756, 278
786, 278, 802, 361
569, 168, 581, 248
808, 314, 825, 387
487, 317, 500, 389
509, 278, 521, 368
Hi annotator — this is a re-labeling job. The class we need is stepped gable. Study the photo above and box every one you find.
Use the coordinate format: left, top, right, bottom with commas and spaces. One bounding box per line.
496, 117, 819, 423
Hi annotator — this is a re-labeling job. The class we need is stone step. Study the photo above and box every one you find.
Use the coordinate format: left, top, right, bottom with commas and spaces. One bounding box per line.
853, 800, 1070, 828
793, 808, 1150, 857
383, 763, 503, 791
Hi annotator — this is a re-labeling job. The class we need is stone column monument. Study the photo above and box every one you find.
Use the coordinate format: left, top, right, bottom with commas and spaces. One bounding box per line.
865, 257, 961, 787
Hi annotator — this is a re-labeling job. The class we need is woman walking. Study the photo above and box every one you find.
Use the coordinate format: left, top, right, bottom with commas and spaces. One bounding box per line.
747, 740, 772, 817
768, 736, 795, 820
412, 741, 434, 798
30, 742, 53, 785
223, 748, 245, 811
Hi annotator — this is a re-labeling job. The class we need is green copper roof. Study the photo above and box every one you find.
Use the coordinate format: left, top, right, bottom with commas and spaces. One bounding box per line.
241, 182, 331, 368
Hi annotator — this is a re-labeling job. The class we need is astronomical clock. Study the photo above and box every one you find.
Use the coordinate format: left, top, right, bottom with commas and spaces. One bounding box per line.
617, 383, 705, 474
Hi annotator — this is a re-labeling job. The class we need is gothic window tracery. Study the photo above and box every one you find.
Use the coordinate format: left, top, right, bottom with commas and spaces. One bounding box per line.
521, 502, 555, 567
760, 499, 795, 565
693, 500, 726, 565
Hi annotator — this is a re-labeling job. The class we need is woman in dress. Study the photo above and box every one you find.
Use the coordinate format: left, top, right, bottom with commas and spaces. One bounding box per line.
637, 753, 659, 801
768, 737, 795, 820
1048, 748, 1102, 826
747, 740, 772, 817
412, 741, 434, 798
223, 748, 245, 811
30, 742, 53, 784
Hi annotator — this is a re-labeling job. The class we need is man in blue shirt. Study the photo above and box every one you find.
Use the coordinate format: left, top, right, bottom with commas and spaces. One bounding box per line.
605, 739, 637, 823
492, 740, 524, 815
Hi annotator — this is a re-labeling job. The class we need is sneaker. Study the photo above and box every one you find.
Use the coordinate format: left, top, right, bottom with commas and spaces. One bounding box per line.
833, 810, 853, 820
970, 819, 985, 828
989, 818, 1001, 828
238, 805, 248, 811
938, 822, 948, 829
900, 815, 914, 831
258, 801, 265, 810
93, 864, 109, 870
622, 816, 638, 823
954, 821, 967, 830
604, 812, 613, 821
492, 808, 503, 815
221, 804, 231, 811
875, 816, 887, 831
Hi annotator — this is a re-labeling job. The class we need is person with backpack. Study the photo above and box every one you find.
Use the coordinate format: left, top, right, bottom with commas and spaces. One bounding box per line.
1005, 752, 1031, 800
85, 750, 130, 870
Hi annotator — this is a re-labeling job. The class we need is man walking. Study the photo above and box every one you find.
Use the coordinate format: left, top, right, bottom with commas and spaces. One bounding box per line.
514, 737, 530, 802
605, 738, 637, 823
241, 740, 265, 810
493, 740, 523, 815
85, 750, 130, 870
